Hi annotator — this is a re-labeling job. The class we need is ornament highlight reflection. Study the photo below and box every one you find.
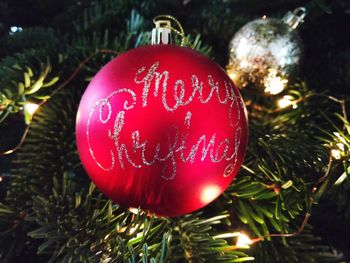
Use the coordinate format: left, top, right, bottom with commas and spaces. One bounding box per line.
200, 185, 221, 204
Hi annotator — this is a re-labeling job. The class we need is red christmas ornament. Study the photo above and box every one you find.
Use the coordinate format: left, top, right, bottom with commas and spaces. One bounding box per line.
76, 44, 248, 217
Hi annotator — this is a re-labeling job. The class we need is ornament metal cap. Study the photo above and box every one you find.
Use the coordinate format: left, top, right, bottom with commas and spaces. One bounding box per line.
151, 20, 172, 45
282, 7, 306, 29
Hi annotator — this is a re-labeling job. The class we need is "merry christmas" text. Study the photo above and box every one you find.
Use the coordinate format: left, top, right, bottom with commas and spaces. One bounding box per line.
86, 61, 244, 180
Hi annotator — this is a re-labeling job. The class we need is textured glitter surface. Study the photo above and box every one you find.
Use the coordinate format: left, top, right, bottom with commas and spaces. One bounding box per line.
76, 45, 248, 216
228, 18, 303, 90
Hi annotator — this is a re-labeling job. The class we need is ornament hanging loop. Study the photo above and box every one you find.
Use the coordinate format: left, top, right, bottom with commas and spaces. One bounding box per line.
282, 7, 306, 30
152, 15, 186, 46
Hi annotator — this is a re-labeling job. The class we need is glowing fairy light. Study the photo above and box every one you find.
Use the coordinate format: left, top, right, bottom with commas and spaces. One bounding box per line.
331, 142, 345, 160
331, 132, 347, 160
9, 26, 23, 35
331, 148, 341, 160
278, 95, 293, 108
24, 102, 39, 117
10, 26, 22, 33
214, 231, 255, 249
264, 69, 288, 95
213, 210, 311, 252
277, 95, 297, 109
235, 232, 254, 248
264, 75, 287, 94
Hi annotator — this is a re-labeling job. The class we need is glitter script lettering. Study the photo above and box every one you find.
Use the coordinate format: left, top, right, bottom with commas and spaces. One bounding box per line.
87, 62, 243, 180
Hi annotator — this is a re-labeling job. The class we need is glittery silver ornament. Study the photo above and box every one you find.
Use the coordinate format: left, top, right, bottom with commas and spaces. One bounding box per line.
227, 7, 306, 94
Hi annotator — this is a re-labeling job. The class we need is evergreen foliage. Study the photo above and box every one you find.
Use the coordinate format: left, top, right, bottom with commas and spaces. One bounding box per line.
0, 0, 349, 262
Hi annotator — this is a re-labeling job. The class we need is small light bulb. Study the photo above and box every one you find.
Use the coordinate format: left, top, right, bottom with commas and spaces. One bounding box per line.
264, 69, 287, 95
331, 149, 342, 160
0, 176, 3, 182
277, 95, 294, 109
264, 77, 287, 95
236, 232, 253, 248
9, 26, 22, 35
24, 102, 39, 116
10, 26, 18, 32
213, 231, 256, 249
331, 142, 345, 160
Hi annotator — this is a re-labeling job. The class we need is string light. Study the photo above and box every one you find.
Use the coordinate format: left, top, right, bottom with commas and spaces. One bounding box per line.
277, 95, 294, 109
214, 232, 256, 249
214, 213, 311, 251
24, 102, 39, 117
0, 17, 347, 252
331, 148, 342, 160
219, 136, 344, 250
23, 102, 40, 125
0, 49, 119, 156
331, 143, 345, 160
9, 26, 23, 35
264, 69, 288, 95
235, 232, 254, 248
330, 132, 347, 160
0, 176, 3, 182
